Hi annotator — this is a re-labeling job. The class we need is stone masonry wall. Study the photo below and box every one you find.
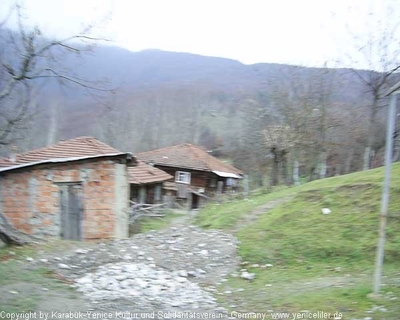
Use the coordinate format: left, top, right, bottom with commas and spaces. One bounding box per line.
0, 159, 129, 240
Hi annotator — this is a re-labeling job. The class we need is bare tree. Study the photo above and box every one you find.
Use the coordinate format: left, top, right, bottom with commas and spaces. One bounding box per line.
238, 98, 272, 187
269, 66, 341, 182
337, 2, 400, 169
0, 3, 110, 147
262, 125, 296, 186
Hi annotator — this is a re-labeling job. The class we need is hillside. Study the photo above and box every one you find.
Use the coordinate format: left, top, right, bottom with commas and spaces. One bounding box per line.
196, 163, 400, 318
0, 28, 371, 133
2, 26, 398, 182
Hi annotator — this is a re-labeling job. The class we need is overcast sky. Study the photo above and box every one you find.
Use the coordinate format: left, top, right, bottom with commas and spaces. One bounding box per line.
1, 0, 399, 69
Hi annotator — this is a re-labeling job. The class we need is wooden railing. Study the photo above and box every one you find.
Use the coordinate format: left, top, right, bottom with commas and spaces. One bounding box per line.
129, 201, 166, 223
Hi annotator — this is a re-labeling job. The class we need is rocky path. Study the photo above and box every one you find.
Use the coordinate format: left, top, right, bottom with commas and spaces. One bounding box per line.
35, 221, 240, 318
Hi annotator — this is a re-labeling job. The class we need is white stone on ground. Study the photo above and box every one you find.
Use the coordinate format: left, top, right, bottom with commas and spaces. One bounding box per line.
74, 262, 217, 309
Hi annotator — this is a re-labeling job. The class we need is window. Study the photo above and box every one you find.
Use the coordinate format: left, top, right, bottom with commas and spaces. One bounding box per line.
175, 171, 191, 184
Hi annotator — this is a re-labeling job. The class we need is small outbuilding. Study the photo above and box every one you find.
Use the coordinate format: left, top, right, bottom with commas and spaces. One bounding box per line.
0, 137, 134, 241
128, 161, 173, 204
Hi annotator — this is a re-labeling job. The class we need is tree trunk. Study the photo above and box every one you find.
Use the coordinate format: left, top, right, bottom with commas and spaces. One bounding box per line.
345, 149, 354, 174
335, 163, 341, 176
271, 149, 279, 186
364, 97, 379, 170
319, 151, 327, 179
363, 146, 371, 171
293, 159, 300, 186
280, 151, 288, 185
393, 127, 400, 162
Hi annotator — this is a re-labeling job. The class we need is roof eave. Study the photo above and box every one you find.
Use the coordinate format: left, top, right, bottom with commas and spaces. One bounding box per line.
129, 177, 173, 185
145, 162, 210, 172
0, 152, 133, 174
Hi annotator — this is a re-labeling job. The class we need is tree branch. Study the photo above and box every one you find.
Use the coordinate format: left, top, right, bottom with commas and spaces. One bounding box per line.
29, 68, 112, 92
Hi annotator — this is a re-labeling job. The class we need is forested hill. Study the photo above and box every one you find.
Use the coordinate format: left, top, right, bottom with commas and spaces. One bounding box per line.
55, 45, 365, 95
74, 47, 253, 89
2, 27, 397, 182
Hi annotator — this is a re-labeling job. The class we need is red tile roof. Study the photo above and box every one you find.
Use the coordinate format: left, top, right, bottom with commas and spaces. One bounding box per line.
0, 158, 14, 168
0, 136, 121, 167
0, 137, 173, 185
137, 144, 242, 175
128, 161, 173, 185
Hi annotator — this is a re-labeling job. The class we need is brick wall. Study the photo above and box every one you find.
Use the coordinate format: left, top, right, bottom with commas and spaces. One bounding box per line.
0, 159, 129, 240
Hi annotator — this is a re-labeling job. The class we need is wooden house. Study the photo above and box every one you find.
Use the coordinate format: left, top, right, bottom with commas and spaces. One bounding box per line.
136, 144, 243, 209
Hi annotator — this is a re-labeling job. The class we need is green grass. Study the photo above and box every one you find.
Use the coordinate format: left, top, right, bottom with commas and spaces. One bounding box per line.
197, 163, 400, 232
217, 266, 400, 318
195, 187, 294, 229
197, 163, 400, 318
238, 172, 400, 265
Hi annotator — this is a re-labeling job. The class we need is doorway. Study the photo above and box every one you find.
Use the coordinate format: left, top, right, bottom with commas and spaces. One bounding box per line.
59, 184, 83, 240
191, 193, 199, 209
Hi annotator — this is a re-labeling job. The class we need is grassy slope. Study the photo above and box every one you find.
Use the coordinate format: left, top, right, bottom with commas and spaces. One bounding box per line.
196, 163, 400, 318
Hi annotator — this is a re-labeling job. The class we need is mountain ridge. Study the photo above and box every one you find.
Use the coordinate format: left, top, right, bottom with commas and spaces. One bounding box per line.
1, 27, 395, 178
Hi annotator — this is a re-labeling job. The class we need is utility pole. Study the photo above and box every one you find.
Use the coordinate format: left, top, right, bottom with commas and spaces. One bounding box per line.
373, 82, 400, 294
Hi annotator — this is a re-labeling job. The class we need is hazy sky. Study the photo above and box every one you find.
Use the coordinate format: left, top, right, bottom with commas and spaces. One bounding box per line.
1, 0, 399, 68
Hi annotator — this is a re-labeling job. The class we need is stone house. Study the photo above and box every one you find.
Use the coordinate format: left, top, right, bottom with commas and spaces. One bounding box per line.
0, 137, 135, 241
137, 144, 243, 209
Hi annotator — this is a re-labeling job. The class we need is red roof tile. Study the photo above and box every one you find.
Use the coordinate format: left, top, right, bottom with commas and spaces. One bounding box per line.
0, 158, 15, 168
128, 161, 173, 185
1, 136, 120, 166
137, 144, 242, 175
